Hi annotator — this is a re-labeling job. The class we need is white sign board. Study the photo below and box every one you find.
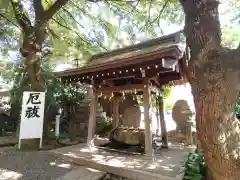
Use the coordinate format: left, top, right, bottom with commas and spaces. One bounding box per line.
18, 91, 46, 149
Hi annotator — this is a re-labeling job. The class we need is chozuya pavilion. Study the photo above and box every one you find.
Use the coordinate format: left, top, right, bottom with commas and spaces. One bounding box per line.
57, 31, 188, 157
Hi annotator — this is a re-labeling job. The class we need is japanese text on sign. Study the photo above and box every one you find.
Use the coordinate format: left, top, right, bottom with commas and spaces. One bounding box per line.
25, 93, 41, 119
19, 91, 45, 141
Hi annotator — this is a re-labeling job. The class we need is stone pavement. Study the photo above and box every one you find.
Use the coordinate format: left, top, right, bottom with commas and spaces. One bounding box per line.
60, 167, 135, 180
0, 142, 191, 180
51, 143, 194, 180
59, 166, 106, 180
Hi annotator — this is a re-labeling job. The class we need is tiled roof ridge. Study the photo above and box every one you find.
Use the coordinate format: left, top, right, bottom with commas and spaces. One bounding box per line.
88, 30, 184, 63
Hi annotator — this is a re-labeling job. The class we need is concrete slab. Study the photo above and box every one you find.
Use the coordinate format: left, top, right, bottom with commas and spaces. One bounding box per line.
60, 166, 106, 180
51, 143, 193, 180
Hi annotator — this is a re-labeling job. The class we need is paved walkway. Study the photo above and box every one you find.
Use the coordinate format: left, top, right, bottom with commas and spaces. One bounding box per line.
0, 147, 75, 180
60, 167, 106, 180
0, 143, 191, 180
51, 143, 193, 180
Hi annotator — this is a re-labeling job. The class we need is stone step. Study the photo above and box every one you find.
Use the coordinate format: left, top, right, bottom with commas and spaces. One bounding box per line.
60, 166, 106, 180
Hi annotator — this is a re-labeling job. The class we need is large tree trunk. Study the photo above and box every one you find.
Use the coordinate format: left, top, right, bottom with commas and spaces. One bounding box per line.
9, 0, 70, 141
180, 0, 240, 179
21, 31, 47, 136
21, 32, 45, 92
10, 0, 69, 92
192, 74, 240, 179
9, 103, 20, 128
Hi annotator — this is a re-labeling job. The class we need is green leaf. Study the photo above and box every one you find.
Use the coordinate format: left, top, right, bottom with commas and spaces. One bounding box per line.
184, 176, 193, 179
192, 174, 203, 180
42, 0, 54, 10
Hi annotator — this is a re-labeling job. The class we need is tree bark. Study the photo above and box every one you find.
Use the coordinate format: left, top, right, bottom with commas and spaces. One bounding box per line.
22, 40, 45, 92
10, 0, 70, 138
10, 0, 71, 91
180, 0, 240, 179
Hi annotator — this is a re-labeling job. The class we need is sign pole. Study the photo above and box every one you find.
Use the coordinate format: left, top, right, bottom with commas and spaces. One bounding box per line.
18, 139, 21, 149
39, 138, 42, 149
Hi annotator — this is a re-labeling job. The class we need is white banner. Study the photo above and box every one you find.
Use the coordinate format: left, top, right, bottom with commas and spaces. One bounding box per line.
19, 91, 46, 149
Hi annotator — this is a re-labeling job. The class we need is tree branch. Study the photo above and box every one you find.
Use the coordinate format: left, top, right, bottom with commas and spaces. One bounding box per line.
0, 13, 21, 29
33, 0, 44, 25
157, 0, 170, 27
61, 8, 108, 51
9, 0, 32, 32
43, 0, 70, 22
180, 0, 221, 60
51, 16, 93, 47
147, 0, 153, 26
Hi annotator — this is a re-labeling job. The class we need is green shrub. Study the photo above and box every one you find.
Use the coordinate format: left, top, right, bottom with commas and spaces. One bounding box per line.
183, 152, 207, 180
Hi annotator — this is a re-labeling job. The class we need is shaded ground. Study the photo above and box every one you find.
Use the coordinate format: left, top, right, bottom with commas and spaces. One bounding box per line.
52, 143, 189, 180
0, 147, 75, 180
101, 173, 131, 180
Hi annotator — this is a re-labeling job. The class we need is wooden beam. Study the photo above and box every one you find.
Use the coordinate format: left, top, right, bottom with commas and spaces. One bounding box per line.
105, 75, 136, 81
57, 47, 180, 78
96, 84, 144, 93
63, 67, 180, 85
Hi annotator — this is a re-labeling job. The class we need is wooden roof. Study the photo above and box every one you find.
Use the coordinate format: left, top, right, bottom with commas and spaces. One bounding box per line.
88, 31, 185, 65
57, 31, 187, 86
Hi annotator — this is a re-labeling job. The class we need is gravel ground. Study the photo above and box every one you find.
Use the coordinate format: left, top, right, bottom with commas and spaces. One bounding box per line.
0, 147, 75, 180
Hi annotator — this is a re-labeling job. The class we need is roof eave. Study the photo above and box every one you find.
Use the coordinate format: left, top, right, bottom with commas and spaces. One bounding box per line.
56, 46, 183, 78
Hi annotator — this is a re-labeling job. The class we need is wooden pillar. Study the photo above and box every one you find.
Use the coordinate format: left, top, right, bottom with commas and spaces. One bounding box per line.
112, 96, 121, 128
87, 82, 97, 146
142, 74, 153, 157
159, 93, 168, 148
